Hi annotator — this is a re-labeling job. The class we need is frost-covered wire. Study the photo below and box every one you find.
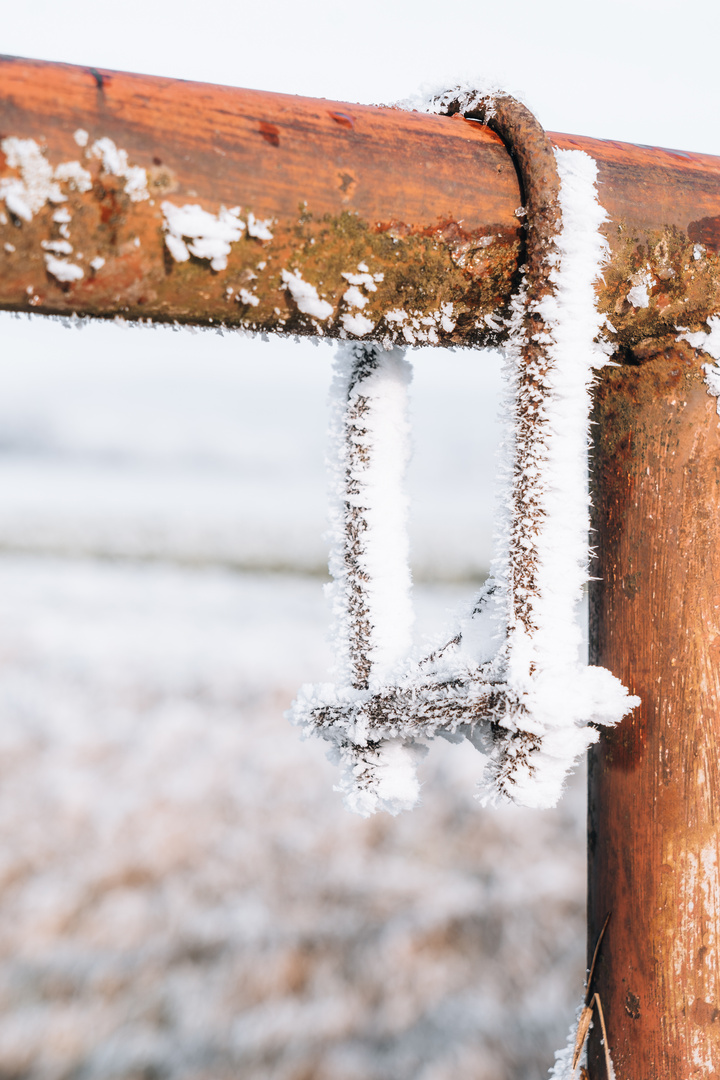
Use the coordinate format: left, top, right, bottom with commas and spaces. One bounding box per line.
325, 342, 414, 690
292, 342, 426, 818
289, 93, 639, 816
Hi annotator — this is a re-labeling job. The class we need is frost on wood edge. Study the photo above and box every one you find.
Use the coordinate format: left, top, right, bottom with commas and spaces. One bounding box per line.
677, 315, 720, 412
288, 140, 639, 819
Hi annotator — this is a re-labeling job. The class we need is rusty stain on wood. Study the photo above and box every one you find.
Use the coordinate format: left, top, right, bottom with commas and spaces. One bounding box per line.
588, 340, 720, 1076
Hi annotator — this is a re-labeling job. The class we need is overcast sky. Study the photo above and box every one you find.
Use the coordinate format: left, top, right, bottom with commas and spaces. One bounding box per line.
3, 0, 719, 155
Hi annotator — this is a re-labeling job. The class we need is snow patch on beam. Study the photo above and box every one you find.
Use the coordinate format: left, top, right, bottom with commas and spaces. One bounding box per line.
0, 136, 142, 223
281, 269, 333, 322
162, 202, 246, 271
677, 315, 720, 412
88, 138, 149, 202
0, 134, 150, 287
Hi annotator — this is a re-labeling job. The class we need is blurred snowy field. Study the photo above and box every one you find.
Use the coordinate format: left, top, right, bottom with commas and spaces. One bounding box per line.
0, 314, 585, 1080
0, 317, 504, 582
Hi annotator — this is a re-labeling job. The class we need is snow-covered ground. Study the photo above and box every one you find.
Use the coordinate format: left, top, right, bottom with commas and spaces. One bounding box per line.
0, 314, 585, 1079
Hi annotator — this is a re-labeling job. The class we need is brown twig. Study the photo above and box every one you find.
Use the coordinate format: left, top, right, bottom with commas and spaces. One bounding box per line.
571, 912, 612, 1075
586, 911, 611, 1006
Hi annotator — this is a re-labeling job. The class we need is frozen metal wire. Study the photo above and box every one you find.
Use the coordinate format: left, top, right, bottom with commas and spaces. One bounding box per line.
291, 92, 635, 811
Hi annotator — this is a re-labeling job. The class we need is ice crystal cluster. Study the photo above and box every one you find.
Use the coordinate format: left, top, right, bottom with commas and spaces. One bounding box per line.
678, 315, 720, 411
290, 141, 639, 817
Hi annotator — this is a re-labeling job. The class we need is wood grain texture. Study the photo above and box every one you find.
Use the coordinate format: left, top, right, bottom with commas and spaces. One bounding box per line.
1, 56, 720, 339
0, 56, 521, 337
589, 341, 720, 1077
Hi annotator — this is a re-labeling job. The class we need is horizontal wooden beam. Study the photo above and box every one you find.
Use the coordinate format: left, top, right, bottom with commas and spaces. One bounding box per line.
1, 55, 720, 351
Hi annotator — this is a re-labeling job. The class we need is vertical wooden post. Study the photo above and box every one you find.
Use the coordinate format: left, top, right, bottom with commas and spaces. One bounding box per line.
588, 340, 720, 1077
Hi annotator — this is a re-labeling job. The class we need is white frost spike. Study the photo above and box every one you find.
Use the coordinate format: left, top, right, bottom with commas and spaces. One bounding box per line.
548, 1002, 587, 1079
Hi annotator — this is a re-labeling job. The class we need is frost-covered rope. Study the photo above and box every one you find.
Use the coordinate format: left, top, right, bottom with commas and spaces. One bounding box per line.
326, 342, 414, 689
293, 342, 426, 818
289, 91, 639, 816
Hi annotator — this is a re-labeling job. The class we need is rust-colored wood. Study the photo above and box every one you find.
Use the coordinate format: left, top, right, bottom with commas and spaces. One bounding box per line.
589, 341, 720, 1077
0, 55, 522, 340
1, 56, 720, 345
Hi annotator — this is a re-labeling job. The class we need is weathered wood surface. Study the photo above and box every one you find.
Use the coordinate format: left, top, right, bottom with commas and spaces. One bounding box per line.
589, 341, 720, 1077
1, 56, 720, 349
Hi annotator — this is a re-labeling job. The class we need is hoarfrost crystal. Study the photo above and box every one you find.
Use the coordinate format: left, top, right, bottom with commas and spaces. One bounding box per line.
677, 316, 720, 413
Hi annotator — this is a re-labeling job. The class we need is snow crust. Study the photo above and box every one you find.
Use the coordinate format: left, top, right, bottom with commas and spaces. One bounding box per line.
340, 311, 375, 336
162, 202, 245, 271
89, 137, 149, 202
626, 269, 655, 308
0, 135, 145, 223
678, 316, 720, 413
44, 253, 84, 283
0, 134, 150, 281
291, 142, 638, 816
0, 137, 68, 221
41, 239, 73, 255
52, 159, 93, 193
238, 286, 260, 306
281, 269, 333, 320
247, 211, 274, 240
